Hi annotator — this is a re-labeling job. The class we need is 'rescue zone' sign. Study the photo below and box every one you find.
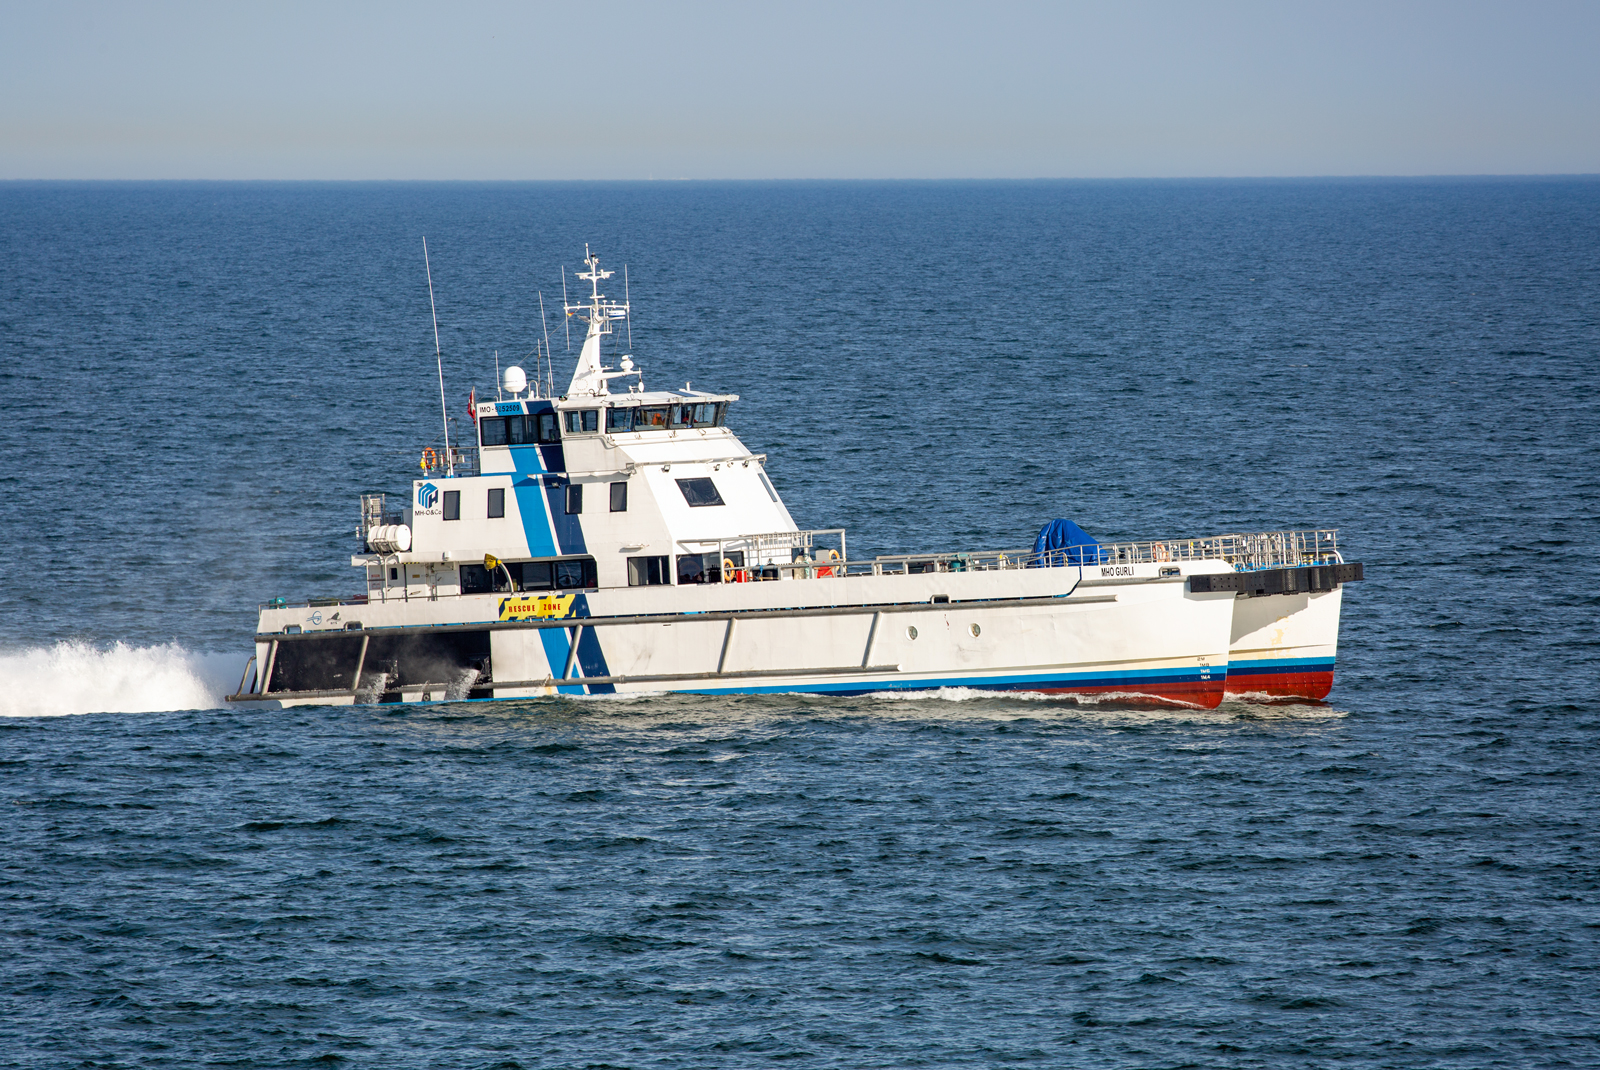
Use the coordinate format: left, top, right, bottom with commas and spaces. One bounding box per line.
499, 593, 575, 621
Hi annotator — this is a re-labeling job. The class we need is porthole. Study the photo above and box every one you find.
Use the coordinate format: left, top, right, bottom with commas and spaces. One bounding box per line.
969, 623, 981, 637
906, 626, 919, 640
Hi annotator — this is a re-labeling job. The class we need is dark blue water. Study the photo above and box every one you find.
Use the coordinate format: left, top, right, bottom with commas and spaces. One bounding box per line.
3, 180, 1598, 1067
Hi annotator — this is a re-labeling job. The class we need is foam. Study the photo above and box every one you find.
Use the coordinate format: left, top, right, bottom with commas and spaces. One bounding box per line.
0, 641, 238, 717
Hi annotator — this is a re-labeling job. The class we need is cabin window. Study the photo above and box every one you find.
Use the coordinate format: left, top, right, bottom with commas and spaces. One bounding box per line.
479, 417, 508, 446
389, 567, 398, 580
668, 404, 692, 429
462, 556, 597, 593
564, 409, 599, 434
676, 477, 724, 507
677, 551, 744, 585
459, 563, 495, 594
443, 490, 460, 521
759, 472, 779, 502
536, 412, 560, 444
606, 407, 633, 433
627, 555, 671, 586
506, 415, 529, 445
633, 407, 669, 430
688, 402, 719, 428
609, 481, 628, 512
565, 485, 583, 514
487, 487, 504, 518
555, 558, 597, 589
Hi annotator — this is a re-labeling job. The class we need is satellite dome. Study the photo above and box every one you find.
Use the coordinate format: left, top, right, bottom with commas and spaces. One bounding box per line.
502, 365, 527, 396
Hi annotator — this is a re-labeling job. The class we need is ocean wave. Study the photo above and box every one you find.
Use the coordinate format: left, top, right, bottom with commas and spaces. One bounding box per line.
0, 641, 238, 717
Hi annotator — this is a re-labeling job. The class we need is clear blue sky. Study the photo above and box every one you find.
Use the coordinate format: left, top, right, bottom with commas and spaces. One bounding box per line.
2, 0, 1596, 179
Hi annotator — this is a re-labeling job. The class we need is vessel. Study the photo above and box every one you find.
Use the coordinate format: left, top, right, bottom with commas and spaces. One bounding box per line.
228, 250, 1361, 709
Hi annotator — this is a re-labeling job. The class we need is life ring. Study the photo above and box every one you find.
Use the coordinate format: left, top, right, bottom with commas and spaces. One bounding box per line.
1153, 542, 1171, 562
816, 548, 839, 577
420, 447, 438, 472
723, 558, 746, 583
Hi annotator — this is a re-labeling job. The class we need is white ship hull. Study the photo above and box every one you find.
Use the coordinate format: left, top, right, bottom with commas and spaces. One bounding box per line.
238, 561, 1241, 709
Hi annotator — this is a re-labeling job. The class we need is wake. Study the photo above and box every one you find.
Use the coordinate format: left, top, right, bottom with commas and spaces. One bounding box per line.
0, 640, 238, 717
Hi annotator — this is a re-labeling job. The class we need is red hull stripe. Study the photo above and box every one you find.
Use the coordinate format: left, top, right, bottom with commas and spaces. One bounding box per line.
1223, 669, 1335, 701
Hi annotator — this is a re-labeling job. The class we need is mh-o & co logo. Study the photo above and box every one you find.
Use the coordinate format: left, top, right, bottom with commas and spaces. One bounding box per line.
417, 482, 439, 509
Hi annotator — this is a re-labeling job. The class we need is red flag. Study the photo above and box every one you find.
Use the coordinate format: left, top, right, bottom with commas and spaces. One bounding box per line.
467, 387, 477, 424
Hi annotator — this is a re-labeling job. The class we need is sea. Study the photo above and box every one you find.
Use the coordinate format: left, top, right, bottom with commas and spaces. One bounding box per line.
2, 179, 1598, 1068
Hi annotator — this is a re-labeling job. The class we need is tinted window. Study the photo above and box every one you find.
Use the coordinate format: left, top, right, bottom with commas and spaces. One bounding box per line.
506, 415, 528, 445
555, 558, 597, 589
714, 402, 728, 426
479, 417, 508, 446
610, 481, 627, 512
459, 564, 494, 594
520, 560, 553, 590
668, 404, 691, 429
689, 403, 718, 428
633, 407, 669, 430
564, 409, 599, 434
565, 484, 582, 514
443, 489, 460, 521
487, 487, 505, 518
606, 407, 633, 432
676, 477, 724, 507
676, 551, 744, 584
536, 413, 560, 443
627, 555, 670, 586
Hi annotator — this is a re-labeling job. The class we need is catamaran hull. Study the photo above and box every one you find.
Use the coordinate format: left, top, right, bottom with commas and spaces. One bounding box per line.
234, 567, 1239, 710
1222, 587, 1344, 700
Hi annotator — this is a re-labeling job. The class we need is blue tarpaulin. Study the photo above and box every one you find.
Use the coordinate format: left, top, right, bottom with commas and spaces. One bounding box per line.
1032, 519, 1100, 567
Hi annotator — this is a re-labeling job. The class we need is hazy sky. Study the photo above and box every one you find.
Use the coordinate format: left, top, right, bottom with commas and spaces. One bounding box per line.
2, 1, 1597, 179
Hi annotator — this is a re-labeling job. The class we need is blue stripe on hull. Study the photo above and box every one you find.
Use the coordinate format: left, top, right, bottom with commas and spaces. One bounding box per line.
1226, 657, 1336, 677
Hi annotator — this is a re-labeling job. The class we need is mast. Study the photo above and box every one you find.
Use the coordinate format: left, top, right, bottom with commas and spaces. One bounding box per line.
562, 245, 638, 397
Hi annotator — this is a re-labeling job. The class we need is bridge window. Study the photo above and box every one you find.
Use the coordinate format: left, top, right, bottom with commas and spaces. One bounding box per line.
627, 555, 670, 586
676, 477, 724, 507
443, 490, 460, 521
480, 417, 508, 446
481, 413, 560, 446
609, 481, 627, 512
633, 407, 670, 430
606, 407, 633, 433
487, 487, 504, 518
564, 409, 599, 434
669, 405, 692, 429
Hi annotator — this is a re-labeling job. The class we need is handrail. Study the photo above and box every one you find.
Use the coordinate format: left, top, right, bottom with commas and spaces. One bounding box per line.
262, 528, 1343, 610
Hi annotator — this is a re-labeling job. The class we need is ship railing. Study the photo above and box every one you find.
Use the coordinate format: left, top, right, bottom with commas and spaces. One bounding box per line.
822, 529, 1342, 578
675, 529, 849, 580
418, 445, 480, 478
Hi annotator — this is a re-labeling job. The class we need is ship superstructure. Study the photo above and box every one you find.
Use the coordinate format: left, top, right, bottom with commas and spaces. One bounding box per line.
229, 250, 1361, 708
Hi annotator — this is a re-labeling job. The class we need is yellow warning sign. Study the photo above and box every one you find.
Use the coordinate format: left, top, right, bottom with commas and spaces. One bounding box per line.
498, 593, 575, 621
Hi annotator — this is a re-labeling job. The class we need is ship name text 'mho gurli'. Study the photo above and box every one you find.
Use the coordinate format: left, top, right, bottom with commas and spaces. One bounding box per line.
230, 248, 1362, 709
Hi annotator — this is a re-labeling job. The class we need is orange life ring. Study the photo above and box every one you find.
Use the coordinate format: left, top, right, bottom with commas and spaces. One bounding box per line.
420, 447, 438, 471
1153, 542, 1170, 562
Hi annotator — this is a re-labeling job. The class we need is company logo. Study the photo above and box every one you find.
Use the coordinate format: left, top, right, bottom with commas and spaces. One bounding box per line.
417, 482, 439, 509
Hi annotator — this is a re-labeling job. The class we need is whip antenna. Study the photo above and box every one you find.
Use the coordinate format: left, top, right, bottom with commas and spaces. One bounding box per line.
423, 237, 451, 475
560, 267, 571, 351
624, 263, 633, 351
538, 290, 555, 396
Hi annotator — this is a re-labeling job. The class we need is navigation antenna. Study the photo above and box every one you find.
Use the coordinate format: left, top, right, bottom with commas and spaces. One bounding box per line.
494, 349, 502, 401
538, 290, 554, 397
422, 237, 452, 476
